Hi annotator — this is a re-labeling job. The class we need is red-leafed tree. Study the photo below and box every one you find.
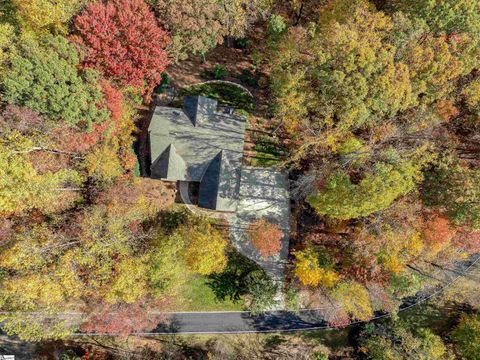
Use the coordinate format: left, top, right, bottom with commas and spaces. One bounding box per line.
453, 229, 480, 254
73, 0, 170, 95
101, 80, 124, 123
80, 299, 169, 336
247, 218, 283, 259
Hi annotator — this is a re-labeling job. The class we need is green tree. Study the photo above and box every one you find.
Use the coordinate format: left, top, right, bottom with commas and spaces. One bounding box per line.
2, 34, 107, 127
360, 322, 451, 360
451, 313, 480, 360
244, 270, 278, 314
422, 154, 480, 229
307, 160, 425, 220
387, 0, 480, 36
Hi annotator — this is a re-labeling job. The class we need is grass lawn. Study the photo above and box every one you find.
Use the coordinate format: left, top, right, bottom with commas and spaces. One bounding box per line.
176, 275, 244, 311
250, 152, 282, 167
178, 82, 254, 113
250, 134, 286, 167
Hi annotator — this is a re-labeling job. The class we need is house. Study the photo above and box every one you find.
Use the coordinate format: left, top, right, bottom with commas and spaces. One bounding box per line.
149, 95, 291, 287
148, 96, 247, 212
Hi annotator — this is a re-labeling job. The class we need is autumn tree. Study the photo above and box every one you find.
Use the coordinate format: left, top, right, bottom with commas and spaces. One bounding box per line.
156, 0, 226, 61
80, 300, 168, 336
331, 281, 373, 321
73, 0, 170, 94
247, 218, 283, 259
422, 154, 480, 229
422, 213, 456, 258
13, 0, 82, 34
0, 140, 82, 215
218, 0, 272, 41
359, 322, 451, 360
180, 221, 228, 275
293, 247, 339, 288
1, 34, 107, 127
0, 24, 14, 70
271, 0, 414, 133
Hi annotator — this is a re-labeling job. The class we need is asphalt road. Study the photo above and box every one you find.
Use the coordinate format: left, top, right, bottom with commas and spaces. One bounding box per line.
152, 310, 331, 334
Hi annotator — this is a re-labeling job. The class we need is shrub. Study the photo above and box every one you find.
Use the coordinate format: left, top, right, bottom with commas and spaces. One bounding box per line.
203, 65, 229, 80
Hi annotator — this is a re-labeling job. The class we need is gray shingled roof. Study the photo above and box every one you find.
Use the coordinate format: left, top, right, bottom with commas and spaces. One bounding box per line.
148, 96, 247, 212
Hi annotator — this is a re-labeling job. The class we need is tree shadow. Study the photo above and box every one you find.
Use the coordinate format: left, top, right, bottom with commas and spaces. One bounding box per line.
206, 250, 261, 303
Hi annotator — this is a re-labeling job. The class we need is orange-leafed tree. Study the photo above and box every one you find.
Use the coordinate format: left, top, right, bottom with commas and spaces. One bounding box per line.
247, 218, 283, 259
73, 0, 170, 95
423, 213, 457, 257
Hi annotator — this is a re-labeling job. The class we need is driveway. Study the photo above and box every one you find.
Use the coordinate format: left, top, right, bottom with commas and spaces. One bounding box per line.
228, 167, 290, 307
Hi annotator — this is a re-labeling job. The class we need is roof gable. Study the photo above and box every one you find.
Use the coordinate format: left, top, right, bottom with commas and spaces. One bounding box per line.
184, 96, 218, 127
151, 143, 188, 180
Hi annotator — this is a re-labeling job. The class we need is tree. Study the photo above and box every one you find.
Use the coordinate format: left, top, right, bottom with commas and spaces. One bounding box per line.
271, 0, 414, 132
293, 247, 339, 288
307, 160, 425, 220
218, 0, 272, 41
0, 23, 14, 70
331, 281, 373, 321
0, 104, 45, 135
0, 313, 75, 341
80, 299, 167, 336
422, 154, 480, 229
244, 270, 278, 314
422, 213, 456, 257
181, 222, 228, 275
83, 144, 124, 183
13, 0, 82, 34
0, 140, 82, 215
105, 257, 149, 304
156, 0, 226, 61
451, 313, 480, 360
247, 218, 283, 259
386, 0, 480, 36
360, 322, 450, 360
73, 0, 171, 94
2, 35, 108, 127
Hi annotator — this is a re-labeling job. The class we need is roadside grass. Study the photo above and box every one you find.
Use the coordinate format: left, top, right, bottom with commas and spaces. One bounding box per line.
177, 82, 254, 113
176, 275, 244, 312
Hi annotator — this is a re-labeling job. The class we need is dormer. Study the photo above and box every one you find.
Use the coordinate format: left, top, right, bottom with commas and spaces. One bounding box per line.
183, 96, 218, 127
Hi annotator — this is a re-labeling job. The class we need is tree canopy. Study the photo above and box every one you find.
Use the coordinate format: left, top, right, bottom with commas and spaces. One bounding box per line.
73, 0, 171, 94
2, 35, 108, 127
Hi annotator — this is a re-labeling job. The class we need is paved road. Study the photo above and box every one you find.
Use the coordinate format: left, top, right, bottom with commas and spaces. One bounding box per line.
150, 310, 331, 334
